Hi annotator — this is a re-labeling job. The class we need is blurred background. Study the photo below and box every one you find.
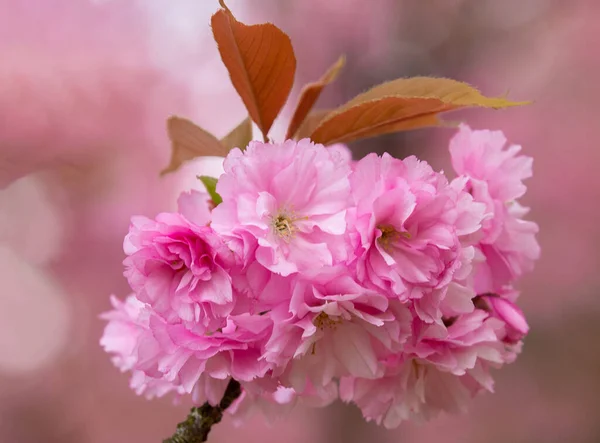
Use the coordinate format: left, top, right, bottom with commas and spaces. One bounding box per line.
0, 0, 598, 442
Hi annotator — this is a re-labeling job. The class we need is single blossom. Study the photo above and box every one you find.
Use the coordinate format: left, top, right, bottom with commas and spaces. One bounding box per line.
341, 303, 520, 428
123, 212, 236, 329
100, 294, 183, 399
349, 153, 486, 300
340, 357, 489, 428
211, 139, 352, 276
103, 210, 278, 400
450, 124, 533, 202
449, 124, 540, 291
263, 266, 412, 396
101, 293, 274, 399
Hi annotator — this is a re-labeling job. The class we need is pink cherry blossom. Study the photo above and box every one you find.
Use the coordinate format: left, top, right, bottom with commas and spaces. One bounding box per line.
104, 210, 280, 398
340, 304, 520, 428
349, 153, 486, 300
101, 292, 274, 399
264, 267, 412, 394
482, 201, 540, 283
211, 139, 352, 276
101, 124, 539, 429
123, 212, 236, 329
340, 358, 489, 428
100, 295, 184, 399
450, 124, 533, 202
449, 125, 540, 291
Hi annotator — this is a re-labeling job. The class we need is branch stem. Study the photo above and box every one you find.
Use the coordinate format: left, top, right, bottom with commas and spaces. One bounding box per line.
163, 379, 242, 443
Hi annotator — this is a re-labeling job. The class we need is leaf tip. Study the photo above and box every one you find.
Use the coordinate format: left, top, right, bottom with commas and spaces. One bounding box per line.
491, 98, 532, 109
326, 55, 346, 82
166, 115, 179, 131
494, 89, 532, 108
218, 0, 230, 11
512, 99, 533, 107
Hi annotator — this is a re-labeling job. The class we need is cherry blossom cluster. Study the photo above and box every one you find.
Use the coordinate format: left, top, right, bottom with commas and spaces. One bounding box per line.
101, 125, 539, 427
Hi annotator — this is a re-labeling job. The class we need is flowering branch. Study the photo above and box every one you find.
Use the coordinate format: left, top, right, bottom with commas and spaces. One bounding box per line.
99, 1, 539, 438
163, 379, 242, 443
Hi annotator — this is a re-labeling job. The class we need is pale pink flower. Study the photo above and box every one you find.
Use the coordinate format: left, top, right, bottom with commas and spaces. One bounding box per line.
409, 211, 481, 325
349, 153, 486, 300
407, 309, 517, 375
100, 295, 183, 399
481, 201, 540, 284
116, 209, 277, 393
341, 305, 520, 428
264, 267, 411, 394
450, 124, 533, 202
211, 139, 352, 276
101, 293, 274, 398
123, 212, 236, 330
449, 125, 540, 290
340, 358, 488, 428
152, 311, 273, 387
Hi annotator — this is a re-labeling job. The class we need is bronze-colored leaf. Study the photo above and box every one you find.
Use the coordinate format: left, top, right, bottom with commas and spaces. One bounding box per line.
211, 1, 296, 141
161, 116, 229, 176
285, 56, 345, 140
310, 77, 529, 145
351, 112, 443, 140
294, 109, 333, 140
220, 117, 252, 151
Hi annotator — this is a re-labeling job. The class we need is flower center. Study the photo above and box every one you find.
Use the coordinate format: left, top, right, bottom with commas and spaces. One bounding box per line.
313, 311, 339, 330
311, 312, 340, 355
272, 210, 302, 242
377, 224, 411, 250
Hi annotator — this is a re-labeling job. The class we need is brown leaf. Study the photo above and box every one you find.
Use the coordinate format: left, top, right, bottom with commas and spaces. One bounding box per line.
350, 112, 443, 140
160, 116, 229, 176
310, 77, 529, 145
211, 1, 296, 141
220, 117, 252, 151
285, 56, 345, 140
293, 109, 333, 141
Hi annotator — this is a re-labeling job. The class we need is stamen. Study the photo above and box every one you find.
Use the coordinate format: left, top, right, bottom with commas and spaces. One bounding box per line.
204, 327, 223, 337
377, 224, 411, 250
273, 214, 295, 239
272, 208, 306, 242
313, 311, 339, 330
311, 312, 340, 356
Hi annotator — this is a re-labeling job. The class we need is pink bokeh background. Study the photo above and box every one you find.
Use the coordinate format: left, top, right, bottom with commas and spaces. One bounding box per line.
1, 1, 598, 442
